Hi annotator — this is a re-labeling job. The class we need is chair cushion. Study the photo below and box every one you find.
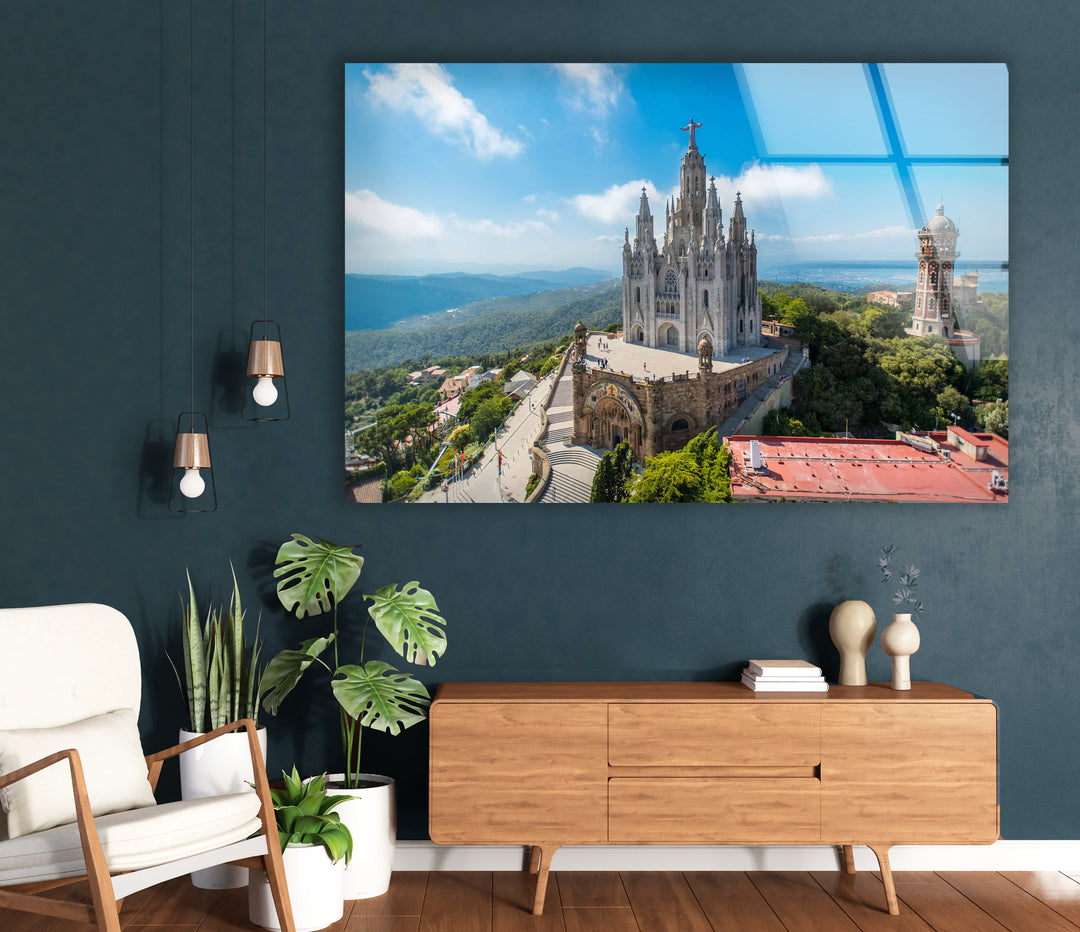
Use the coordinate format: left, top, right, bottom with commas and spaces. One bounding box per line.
0, 792, 263, 885
0, 709, 157, 838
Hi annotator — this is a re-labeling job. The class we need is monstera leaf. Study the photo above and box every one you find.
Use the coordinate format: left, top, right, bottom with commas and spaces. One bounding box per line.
365, 582, 447, 666
275, 534, 364, 619
260, 635, 335, 715
331, 661, 431, 735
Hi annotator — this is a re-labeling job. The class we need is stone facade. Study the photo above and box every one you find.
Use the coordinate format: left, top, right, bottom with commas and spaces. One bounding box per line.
570, 340, 782, 461
621, 122, 762, 355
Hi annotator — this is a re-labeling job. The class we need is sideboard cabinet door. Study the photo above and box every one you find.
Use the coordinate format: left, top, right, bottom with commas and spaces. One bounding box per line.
820, 703, 998, 843
429, 702, 607, 845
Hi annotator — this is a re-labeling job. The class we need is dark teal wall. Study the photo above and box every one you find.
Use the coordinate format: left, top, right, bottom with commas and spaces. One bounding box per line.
0, 0, 1076, 841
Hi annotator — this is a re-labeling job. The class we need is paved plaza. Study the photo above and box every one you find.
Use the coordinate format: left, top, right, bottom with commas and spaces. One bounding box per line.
579, 333, 778, 381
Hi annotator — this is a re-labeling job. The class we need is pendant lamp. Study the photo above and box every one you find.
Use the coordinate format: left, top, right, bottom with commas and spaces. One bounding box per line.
170, 0, 216, 512
242, 0, 289, 420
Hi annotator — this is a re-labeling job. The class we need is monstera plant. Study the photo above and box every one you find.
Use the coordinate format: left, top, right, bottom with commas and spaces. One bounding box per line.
259, 534, 446, 789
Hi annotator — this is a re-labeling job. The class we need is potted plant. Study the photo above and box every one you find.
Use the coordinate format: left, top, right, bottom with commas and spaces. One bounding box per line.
169, 564, 265, 888
260, 533, 447, 899
248, 767, 354, 932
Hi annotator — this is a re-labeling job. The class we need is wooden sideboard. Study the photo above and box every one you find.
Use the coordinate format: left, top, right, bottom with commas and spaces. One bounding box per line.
428, 682, 998, 916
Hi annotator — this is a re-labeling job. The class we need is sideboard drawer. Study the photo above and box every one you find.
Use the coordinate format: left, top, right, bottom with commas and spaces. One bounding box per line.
609, 703, 820, 767
609, 777, 820, 844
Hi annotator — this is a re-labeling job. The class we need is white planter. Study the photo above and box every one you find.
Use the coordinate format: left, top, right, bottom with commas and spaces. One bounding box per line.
179, 727, 267, 889
249, 843, 345, 932
327, 773, 396, 899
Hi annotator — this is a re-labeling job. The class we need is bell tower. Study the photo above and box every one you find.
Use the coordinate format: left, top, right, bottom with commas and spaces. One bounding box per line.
911, 204, 959, 338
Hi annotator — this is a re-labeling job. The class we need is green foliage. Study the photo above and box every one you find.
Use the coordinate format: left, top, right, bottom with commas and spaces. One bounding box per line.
270, 768, 354, 864
386, 471, 418, 500
469, 396, 512, 444
762, 408, 823, 437
964, 291, 1009, 357
274, 535, 365, 620
170, 566, 263, 732
590, 442, 635, 502
975, 400, 1008, 437
261, 535, 446, 785
970, 358, 1008, 402
525, 473, 539, 497
629, 429, 732, 503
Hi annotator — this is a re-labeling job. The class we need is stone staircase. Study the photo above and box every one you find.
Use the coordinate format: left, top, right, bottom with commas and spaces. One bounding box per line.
537, 447, 603, 503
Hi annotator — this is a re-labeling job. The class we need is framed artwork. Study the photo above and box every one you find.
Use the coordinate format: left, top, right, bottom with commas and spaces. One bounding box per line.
345, 63, 1008, 504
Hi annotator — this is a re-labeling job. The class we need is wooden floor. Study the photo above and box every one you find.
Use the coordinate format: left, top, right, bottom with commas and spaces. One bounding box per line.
6, 869, 1080, 932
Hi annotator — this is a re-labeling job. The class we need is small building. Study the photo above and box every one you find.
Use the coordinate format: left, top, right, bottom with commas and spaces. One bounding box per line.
867, 290, 901, 307
503, 371, 538, 400
726, 433, 1007, 503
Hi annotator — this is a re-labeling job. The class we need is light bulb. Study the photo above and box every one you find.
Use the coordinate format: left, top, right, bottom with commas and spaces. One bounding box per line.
179, 468, 205, 498
252, 376, 278, 407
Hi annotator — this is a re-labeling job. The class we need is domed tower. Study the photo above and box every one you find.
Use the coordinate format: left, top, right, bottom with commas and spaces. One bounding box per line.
911, 204, 959, 338
697, 334, 713, 372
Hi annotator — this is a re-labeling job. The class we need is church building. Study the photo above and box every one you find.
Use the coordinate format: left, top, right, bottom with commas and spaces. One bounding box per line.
622, 119, 763, 354
569, 121, 783, 463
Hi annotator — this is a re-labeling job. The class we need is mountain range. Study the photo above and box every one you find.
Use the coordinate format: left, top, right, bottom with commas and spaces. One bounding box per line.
345, 268, 612, 331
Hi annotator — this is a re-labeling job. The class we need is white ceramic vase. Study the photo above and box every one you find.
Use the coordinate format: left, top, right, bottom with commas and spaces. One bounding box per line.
880, 613, 921, 690
249, 843, 345, 932
828, 600, 877, 686
327, 773, 396, 899
179, 727, 267, 889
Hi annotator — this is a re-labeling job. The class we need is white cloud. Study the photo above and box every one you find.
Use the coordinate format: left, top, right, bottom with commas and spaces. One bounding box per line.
713, 162, 833, 208
568, 179, 659, 225
449, 214, 552, 238
363, 63, 523, 159
522, 193, 537, 203
555, 64, 625, 116
762, 225, 913, 245
593, 233, 623, 243
345, 189, 443, 239
536, 208, 560, 223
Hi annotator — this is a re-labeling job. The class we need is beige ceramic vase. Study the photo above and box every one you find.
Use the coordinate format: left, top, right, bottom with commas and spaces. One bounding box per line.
880, 612, 920, 690
828, 600, 877, 686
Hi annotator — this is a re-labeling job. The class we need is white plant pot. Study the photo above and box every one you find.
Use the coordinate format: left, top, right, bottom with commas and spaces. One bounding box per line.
249, 843, 345, 932
179, 727, 267, 889
327, 773, 396, 899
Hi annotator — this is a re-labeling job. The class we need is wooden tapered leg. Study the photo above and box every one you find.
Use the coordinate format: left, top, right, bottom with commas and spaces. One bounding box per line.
842, 845, 856, 874
526, 846, 541, 873
869, 844, 899, 916
530, 845, 558, 916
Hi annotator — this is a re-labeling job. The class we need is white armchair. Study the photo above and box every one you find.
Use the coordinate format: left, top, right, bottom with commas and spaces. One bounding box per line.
0, 603, 294, 932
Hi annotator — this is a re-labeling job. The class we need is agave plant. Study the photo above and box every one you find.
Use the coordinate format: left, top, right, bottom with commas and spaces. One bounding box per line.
271, 767, 353, 864
170, 564, 264, 732
260, 533, 446, 788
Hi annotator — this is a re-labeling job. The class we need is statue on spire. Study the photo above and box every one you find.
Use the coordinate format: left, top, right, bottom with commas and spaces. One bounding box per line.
681, 118, 703, 149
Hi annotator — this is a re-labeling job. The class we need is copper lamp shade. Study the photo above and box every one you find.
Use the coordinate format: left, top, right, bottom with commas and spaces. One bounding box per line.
169, 411, 216, 512
242, 320, 289, 420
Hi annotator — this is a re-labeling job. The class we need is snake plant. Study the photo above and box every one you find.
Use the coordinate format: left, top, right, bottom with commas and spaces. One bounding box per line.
170, 564, 264, 732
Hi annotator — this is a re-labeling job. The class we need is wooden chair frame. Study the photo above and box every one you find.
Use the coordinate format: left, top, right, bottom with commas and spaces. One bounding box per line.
0, 718, 294, 932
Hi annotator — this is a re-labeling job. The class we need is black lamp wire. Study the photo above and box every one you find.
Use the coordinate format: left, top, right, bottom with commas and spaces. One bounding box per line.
189, 0, 195, 427
263, 0, 268, 339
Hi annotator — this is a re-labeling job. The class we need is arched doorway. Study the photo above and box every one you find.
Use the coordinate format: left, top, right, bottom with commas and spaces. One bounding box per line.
631, 323, 645, 343
592, 396, 641, 459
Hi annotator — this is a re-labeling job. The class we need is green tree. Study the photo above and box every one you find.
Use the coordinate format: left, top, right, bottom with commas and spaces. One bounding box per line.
469, 397, 509, 444
970, 358, 1009, 402
629, 429, 732, 503
934, 385, 971, 426
590, 441, 634, 502
975, 400, 1008, 437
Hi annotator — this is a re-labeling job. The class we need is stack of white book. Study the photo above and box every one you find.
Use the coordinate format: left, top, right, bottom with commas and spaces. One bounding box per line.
741, 659, 828, 692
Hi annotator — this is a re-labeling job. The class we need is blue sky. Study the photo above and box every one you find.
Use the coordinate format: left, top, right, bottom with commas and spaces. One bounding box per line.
344, 63, 1007, 275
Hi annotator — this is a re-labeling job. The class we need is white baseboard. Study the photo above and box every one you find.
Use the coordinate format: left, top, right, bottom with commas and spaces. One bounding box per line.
393, 840, 1080, 873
